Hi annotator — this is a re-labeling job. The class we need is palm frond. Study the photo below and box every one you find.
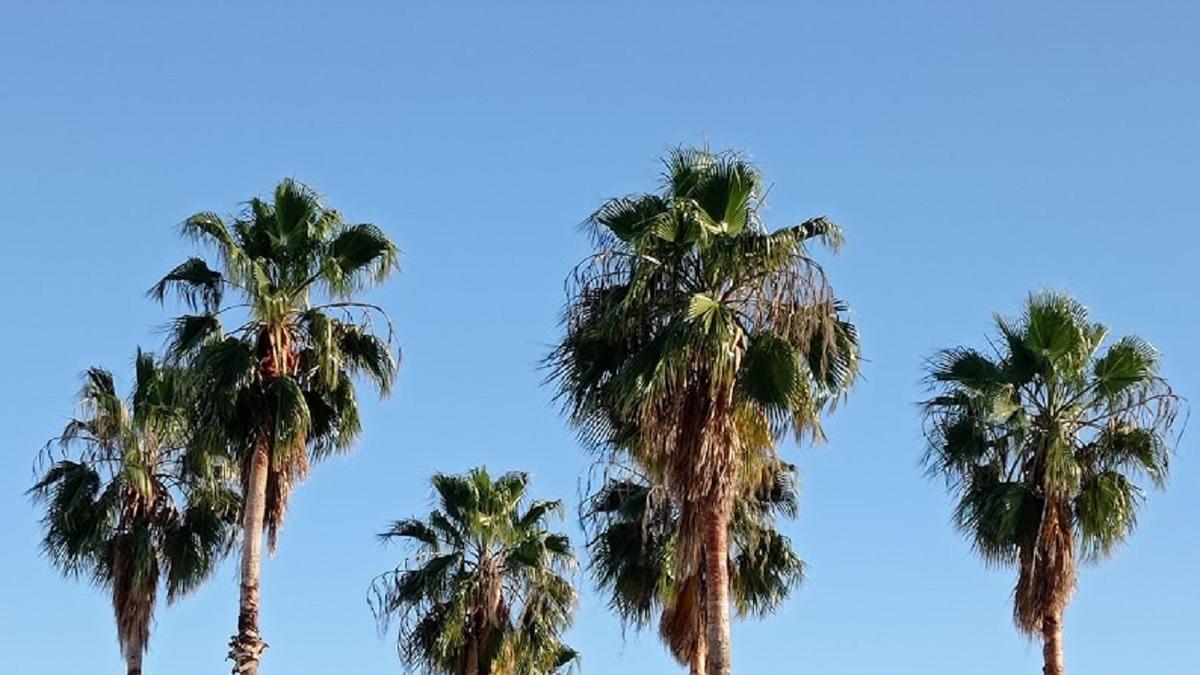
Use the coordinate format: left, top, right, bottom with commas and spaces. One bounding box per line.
1074, 471, 1141, 561
1093, 335, 1160, 398
380, 518, 441, 549
164, 313, 223, 360
323, 223, 401, 296
162, 487, 239, 601
149, 257, 224, 312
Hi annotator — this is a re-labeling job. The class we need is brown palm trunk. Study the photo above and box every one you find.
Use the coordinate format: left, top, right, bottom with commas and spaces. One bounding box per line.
229, 442, 270, 674
702, 499, 733, 675
126, 651, 143, 675
462, 640, 479, 675
1041, 609, 1065, 675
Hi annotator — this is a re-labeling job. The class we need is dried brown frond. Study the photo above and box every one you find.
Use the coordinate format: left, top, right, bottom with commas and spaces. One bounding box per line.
112, 544, 157, 662
660, 573, 706, 667
263, 438, 309, 554
1014, 498, 1076, 636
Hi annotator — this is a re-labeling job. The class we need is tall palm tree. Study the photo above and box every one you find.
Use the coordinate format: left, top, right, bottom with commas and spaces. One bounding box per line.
30, 351, 237, 675
584, 459, 803, 675
151, 178, 400, 674
549, 147, 858, 674
923, 292, 1180, 675
369, 467, 578, 675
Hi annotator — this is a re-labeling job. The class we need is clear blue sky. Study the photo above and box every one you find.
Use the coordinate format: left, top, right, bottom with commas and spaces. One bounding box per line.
2, 2, 1196, 673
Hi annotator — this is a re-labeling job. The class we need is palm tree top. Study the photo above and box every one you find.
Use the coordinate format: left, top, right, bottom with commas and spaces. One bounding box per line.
384, 468, 570, 560
371, 467, 578, 675
923, 291, 1182, 674
150, 179, 401, 551
30, 352, 237, 666
923, 291, 1181, 638
551, 146, 859, 457
150, 177, 399, 326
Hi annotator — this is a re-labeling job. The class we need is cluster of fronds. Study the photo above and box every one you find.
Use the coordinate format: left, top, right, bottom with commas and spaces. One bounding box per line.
923, 291, 1180, 635
151, 178, 400, 549
30, 352, 239, 663
582, 459, 803, 668
369, 468, 578, 675
549, 147, 859, 586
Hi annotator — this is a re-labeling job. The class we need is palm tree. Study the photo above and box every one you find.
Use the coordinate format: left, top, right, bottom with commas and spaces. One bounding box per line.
584, 460, 803, 675
923, 292, 1180, 675
151, 178, 400, 674
369, 467, 578, 675
30, 351, 237, 675
549, 147, 858, 674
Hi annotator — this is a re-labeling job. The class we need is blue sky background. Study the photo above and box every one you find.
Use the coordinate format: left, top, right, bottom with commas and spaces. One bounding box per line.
2, 2, 1197, 673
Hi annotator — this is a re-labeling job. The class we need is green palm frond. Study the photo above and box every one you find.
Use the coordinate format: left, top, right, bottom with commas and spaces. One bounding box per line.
730, 527, 803, 618
269, 376, 312, 453
31, 460, 108, 574
181, 211, 238, 251
335, 323, 397, 395
1093, 335, 1160, 398
323, 223, 401, 296
165, 313, 224, 361
163, 486, 239, 601
585, 194, 671, 245
148, 257, 224, 312
1074, 471, 1141, 561
380, 518, 442, 550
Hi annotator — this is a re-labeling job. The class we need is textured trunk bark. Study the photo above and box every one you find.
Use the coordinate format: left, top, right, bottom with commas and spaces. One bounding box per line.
126, 651, 142, 675
703, 500, 732, 675
465, 638, 480, 675
1042, 610, 1065, 675
230, 442, 270, 674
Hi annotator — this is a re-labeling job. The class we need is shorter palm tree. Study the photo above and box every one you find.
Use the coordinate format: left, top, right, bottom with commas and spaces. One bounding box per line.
923, 292, 1180, 675
584, 460, 803, 675
30, 351, 238, 675
369, 467, 579, 675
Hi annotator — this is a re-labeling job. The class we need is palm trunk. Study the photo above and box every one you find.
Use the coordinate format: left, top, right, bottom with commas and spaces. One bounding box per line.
463, 640, 479, 675
229, 442, 270, 674
1041, 609, 1065, 675
702, 499, 733, 675
126, 651, 143, 675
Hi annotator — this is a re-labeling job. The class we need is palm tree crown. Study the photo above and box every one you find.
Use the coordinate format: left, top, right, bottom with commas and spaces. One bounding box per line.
923, 291, 1180, 674
370, 468, 578, 675
152, 178, 399, 543
152, 178, 400, 673
550, 147, 858, 673
31, 352, 237, 674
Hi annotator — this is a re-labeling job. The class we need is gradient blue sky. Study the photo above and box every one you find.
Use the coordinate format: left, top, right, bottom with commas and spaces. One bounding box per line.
2, 2, 1197, 673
